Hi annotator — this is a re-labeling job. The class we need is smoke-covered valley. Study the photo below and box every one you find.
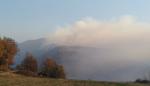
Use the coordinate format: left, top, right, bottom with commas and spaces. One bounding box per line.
15, 16, 150, 81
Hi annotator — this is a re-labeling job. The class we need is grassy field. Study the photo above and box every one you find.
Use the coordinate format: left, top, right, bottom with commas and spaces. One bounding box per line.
0, 72, 149, 86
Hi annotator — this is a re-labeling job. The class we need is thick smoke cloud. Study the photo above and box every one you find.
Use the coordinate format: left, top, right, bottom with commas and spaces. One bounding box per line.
46, 16, 150, 81
47, 15, 150, 46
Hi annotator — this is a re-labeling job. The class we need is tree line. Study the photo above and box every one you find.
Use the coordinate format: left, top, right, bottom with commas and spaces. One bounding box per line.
0, 37, 66, 79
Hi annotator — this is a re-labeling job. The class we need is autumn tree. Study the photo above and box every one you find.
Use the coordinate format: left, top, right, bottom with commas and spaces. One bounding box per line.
39, 58, 66, 79
0, 37, 18, 71
17, 53, 38, 76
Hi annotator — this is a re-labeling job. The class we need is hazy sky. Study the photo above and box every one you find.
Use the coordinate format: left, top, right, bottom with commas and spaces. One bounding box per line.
1, 0, 150, 42
3, 0, 150, 81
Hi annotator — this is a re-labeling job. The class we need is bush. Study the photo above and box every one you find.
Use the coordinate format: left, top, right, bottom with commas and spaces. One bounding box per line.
135, 78, 150, 83
15, 70, 38, 77
39, 58, 66, 79
16, 53, 38, 76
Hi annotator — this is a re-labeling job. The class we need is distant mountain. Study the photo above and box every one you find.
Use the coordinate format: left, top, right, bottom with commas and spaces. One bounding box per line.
14, 38, 150, 81
15, 38, 44, 64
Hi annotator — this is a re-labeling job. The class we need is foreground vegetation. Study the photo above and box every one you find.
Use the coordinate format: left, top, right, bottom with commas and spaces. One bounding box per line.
0, 37, 66, 79
0, 72, 148, 86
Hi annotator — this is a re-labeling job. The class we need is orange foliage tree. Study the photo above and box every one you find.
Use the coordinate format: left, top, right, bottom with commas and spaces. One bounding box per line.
17, 53, 38, 75
0, 37, 18, 71
40, 58, 66, 79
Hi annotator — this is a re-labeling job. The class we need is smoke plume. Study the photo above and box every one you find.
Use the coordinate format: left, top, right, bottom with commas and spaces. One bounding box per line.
45, 15, 150, 81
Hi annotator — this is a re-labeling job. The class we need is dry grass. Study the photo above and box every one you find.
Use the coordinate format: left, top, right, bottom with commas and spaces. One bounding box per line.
0, 72, 149, 86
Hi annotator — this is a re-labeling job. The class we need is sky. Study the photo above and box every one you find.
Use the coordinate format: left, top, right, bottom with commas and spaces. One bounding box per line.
2, 0, 150, 81
1, 0, 150, 42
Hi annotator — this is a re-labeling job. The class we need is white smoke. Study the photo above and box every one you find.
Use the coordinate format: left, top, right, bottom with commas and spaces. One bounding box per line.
45, 15, 150, 81
47, 15, 150, 46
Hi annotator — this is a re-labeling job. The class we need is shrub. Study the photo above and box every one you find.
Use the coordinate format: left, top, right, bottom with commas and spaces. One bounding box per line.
16, 53, 38, 76
135, 78, 150, 83
39, 58, 66, 79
